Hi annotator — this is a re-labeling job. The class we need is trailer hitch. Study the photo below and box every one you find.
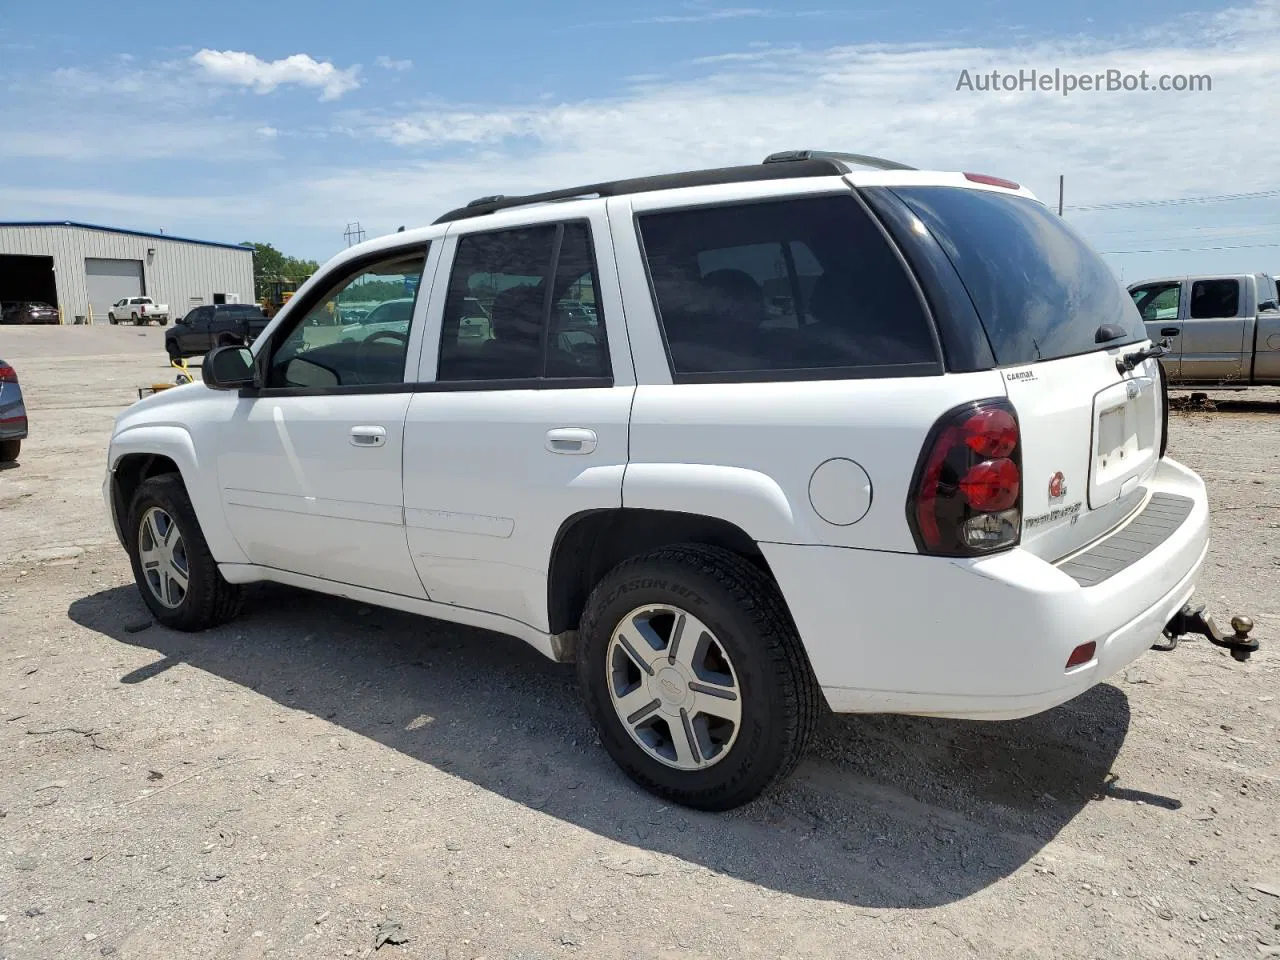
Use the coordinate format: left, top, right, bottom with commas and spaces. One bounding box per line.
1154, 605, 1259, 662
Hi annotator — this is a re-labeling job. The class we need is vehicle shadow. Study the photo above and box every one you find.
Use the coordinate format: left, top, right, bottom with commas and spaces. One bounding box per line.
69, 583, 1159, 909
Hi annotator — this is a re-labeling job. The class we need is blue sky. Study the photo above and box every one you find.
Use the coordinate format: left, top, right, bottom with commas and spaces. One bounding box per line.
2, 0, 1278, 282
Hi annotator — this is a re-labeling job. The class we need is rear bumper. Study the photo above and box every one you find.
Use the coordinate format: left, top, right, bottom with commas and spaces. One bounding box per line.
762, 457, 1210, 719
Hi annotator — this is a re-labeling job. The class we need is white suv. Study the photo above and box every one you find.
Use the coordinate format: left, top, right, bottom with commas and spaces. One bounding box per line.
103, 150, 1245, 811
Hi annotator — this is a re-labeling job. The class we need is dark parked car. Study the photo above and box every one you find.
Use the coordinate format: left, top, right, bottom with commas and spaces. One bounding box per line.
165, 304, 270, 361
0, 358, 28, 462
1, 301, 59, 325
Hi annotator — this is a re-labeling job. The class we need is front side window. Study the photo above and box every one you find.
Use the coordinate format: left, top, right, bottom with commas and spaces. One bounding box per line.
266, 251, 426, 388
1130, 282, 1181, 321
1189, 279, 1240, 319
437, 221, 610, 382
638, 195, 938, 380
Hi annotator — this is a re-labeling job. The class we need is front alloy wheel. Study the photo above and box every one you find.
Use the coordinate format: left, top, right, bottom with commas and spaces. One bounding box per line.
137, 506, 189, 609
126, 473, 242, 630
606, 604, 741, 770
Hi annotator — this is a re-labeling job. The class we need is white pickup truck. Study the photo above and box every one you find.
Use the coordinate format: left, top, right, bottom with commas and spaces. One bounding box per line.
108, 297, 169, 326
102, 149, 1260, 810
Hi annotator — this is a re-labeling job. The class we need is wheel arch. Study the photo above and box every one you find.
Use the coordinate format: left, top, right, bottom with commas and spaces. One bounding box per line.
546, 507, 776, 638
108, 425, 247, 564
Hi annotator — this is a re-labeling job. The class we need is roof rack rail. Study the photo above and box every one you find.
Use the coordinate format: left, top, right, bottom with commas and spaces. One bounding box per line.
762, 149, 916, 171
432, 156, 850, 224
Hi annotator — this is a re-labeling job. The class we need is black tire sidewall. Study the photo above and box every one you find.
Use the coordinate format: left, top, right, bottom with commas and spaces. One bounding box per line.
578, 554, 796, 808
0, 438, 19, 462
126, 477, 219, 629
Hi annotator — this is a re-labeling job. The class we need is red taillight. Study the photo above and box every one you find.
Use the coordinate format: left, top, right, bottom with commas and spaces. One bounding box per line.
1066, 642, 1097, 669
959, 458, 1020, 512
962, 407, 1018, 458
908, 399, 1023, 557
0, 362, 16, 384
963, 172, 1021, 191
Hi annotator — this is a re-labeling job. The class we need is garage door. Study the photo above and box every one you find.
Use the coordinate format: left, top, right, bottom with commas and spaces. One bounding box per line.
85, 258, 144, 320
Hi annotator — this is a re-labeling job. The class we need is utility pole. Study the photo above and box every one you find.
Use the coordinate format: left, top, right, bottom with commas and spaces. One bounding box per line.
1058, 175, 1064, 216
343, 221, 367, 247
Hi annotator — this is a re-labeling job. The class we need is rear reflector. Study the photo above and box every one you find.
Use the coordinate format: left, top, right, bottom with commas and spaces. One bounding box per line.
963, 172, 1021, 190
1066, 642, 1097, 669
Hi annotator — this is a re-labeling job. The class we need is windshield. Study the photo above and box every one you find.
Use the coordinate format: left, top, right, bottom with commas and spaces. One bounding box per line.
890, 186, 1144, 365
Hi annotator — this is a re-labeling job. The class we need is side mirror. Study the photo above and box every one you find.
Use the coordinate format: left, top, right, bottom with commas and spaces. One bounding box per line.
204, 345, 256, 390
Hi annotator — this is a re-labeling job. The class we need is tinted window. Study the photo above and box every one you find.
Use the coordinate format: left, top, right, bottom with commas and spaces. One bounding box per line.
1189, 279, 1239, 319
267, 252, 426, 388
438, 221, 610, 382
892, 186, 1144, 364
638, 195, 937, 380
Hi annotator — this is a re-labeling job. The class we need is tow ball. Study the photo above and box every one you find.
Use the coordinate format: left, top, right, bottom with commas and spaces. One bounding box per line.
1154, 605, 1259, 662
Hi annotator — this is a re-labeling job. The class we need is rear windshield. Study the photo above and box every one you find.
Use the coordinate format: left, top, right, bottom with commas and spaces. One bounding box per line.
890, 186, 1144, 365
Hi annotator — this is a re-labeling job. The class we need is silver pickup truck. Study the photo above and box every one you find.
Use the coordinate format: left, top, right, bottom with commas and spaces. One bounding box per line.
1128, 272, 1280, 387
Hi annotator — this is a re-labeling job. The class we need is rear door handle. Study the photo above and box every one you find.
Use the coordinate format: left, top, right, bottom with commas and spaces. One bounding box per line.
350, 425, 387, 448
1161, 327, 1181, 337
546, 427, 597, 455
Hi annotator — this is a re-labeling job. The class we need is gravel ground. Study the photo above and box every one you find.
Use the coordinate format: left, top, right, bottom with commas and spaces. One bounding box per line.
1, 326, 1278, 960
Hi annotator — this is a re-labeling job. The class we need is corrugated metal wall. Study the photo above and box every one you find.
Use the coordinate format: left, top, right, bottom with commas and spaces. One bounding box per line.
0, 225, 253, 322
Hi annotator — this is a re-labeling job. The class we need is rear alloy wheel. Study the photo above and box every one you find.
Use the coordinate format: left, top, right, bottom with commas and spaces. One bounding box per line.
577, 544, 821, 811
127, 474, 242, 630
0, 438, 20, 462
606, 604, 743, 770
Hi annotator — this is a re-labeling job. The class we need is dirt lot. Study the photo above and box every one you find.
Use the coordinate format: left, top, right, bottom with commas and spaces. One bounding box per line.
1, 325, 1278, 960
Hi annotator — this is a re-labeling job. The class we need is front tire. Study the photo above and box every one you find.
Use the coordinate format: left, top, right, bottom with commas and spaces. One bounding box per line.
108, 313, 118, 325
577, 544, 821, 811
126, 474, 242, 631
0, 438, 19, 462
166, 341, 182, 363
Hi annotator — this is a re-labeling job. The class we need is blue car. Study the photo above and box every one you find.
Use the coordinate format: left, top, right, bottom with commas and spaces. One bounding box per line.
0, 358, 28, 462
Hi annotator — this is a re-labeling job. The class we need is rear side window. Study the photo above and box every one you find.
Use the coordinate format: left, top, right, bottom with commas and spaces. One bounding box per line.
891, 186, 1144, 365
1190, 279, 1240, 319
637, 195, 939, 381
437, 221, 611, 382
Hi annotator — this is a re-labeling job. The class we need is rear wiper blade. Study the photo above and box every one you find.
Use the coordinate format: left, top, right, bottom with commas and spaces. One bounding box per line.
1117, 339, 1169, 374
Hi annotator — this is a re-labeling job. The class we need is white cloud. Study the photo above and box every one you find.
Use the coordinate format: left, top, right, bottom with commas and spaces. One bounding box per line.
256, 125, 280, 138
342, 0, 1280, 217
191, 49, 361, 101
375, 56, 413, 71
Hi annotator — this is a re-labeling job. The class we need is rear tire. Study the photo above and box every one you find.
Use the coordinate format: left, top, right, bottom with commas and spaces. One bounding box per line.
577, 543, 821, 811
0, 438, 19, 462
126, 474, 242, 631
158, 318, 169, 327
130, 312, 139, 324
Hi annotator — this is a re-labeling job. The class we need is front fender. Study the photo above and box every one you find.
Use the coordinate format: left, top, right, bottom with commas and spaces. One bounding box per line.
622, 462, 815, 544
109, 423, 247, 564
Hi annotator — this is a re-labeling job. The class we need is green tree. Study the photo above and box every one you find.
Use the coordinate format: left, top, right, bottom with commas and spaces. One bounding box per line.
242, 242, 320, 301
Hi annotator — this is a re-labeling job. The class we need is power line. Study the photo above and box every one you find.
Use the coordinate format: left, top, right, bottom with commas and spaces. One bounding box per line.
1070, 187, 1280, 213
1101, 240, 1280, 255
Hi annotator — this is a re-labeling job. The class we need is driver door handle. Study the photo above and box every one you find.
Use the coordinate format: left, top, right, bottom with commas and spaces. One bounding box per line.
1161, 327, 1181, 337
350, 425, 387, 447
546, 427, 597, 455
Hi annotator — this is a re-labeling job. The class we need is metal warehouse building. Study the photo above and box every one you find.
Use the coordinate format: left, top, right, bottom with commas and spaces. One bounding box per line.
0, 221, 254, 324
